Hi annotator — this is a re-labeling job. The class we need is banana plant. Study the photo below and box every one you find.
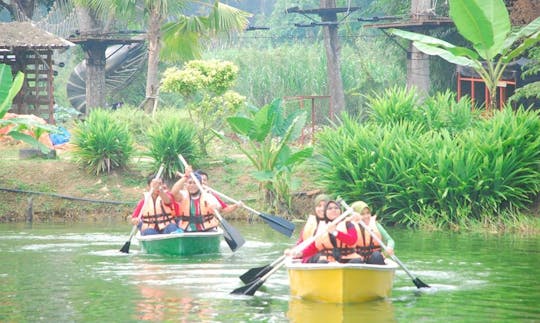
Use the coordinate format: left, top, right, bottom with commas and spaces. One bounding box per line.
215, 98, 313, 214
0, 64, 58, 153
390, 0, 540, 111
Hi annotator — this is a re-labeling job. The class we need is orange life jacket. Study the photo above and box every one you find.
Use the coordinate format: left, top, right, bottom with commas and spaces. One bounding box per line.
353, 215, 382, 257
177, 193, 219, 231
314, 220, 360, 262
139, 192, 176, 232
301, 215, 318, 241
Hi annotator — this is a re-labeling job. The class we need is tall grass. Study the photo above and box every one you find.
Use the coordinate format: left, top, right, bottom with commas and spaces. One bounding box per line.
314, 87, 540, 230
206, 38, 406, 112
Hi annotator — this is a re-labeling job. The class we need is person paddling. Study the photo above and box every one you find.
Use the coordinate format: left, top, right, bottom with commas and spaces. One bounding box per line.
196, 170, 243, 214
170, 165, 222, 232
287, 199, 359, 263
349, 201, 394, 265
131, 176, 180, 235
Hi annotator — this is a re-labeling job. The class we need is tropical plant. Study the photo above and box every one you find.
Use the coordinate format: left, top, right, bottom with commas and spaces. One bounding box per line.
314, 90, 540, 230
390, 0, 540, 111
72, 109, 134, 175
107, 0, 250, 112
216, 99, 313, 215
509, 46, 540, 106
0, 64, 58, 153
146, 117, 199, 182
161, 59, 246, 155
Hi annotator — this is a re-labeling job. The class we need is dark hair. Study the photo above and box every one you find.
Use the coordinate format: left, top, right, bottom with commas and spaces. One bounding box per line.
195, 170, 208, 179
323, 200, 341, 222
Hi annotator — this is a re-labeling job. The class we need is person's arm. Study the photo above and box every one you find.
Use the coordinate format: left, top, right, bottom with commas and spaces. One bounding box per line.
171, 165, 193, 202
296, 228, 305, 245
205, 193, 222, 212
158, 186, 171, 204
300, 241, 319, 260
221, 201, 243, 214
376, 222, 395, 253
334, 222, 358, 245
131, 199, 144, 225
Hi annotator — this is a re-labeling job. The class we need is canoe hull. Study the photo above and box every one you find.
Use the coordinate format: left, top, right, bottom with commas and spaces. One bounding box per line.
286, 261, 398, 303
136, 230, 223, 256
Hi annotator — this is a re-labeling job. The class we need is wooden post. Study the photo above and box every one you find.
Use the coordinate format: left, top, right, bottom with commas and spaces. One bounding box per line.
26, 196, 33, 223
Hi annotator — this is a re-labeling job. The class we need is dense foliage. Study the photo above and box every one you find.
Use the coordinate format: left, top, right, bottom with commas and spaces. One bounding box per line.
218, 98, 313, 215
161, 59, 247, 155
146, 117, 199, 182
72, 109, 134, 175
314, 87, 540, 229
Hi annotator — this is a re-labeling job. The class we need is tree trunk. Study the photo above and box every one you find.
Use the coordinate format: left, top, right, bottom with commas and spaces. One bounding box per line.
407, 0, 432, 97
141, 7, 164, 113
84, 42, 107, 113
320, 0, 346, 116
76, 6, 108, 114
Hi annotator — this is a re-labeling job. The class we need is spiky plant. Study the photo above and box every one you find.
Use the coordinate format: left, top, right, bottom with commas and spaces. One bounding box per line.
72, 109, 133, 175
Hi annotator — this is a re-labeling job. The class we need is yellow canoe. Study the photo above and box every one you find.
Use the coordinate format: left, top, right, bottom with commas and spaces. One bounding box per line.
286, 260, 398, 303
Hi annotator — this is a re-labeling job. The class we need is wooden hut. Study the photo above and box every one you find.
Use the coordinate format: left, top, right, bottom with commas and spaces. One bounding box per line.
0, 22, 73, 123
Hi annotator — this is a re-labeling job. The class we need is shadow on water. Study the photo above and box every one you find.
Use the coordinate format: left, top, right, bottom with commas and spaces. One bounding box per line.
287, 297, 396, 323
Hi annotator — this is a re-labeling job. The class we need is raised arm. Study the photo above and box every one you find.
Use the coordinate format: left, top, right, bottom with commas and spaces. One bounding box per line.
170, 165, 192, 202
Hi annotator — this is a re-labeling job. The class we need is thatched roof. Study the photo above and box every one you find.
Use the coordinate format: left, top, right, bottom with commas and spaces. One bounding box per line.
0, 22, 74, 50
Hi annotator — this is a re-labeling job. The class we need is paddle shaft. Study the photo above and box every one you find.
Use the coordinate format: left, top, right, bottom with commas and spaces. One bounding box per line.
135, 164, 165, 222
206, 187, 258, 215
120, 165, 164, 252
258, 207, 353, 281
206, 186, 295, 237
178, 154, 245, 251
178, 154, 227, 224
339, 199, 429, 288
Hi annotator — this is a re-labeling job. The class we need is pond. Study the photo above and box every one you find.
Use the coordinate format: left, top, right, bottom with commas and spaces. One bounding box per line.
0, 221, 538, 322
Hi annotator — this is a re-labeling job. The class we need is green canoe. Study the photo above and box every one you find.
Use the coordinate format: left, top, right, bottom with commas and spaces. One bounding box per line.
136, 229, 223, 256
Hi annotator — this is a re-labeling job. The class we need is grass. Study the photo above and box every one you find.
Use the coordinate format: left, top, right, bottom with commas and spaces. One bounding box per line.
0, 139, 317, 223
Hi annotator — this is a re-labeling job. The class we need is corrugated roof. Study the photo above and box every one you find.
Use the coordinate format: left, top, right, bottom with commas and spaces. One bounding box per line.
0, 22, 74, 49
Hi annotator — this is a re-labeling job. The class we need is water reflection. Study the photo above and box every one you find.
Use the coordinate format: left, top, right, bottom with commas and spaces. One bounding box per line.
134, 264, 215, 322
287, 298, 396, 323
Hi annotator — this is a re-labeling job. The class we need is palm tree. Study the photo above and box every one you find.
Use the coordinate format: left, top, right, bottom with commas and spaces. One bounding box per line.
110, 0, 250, 112
73, 0, 249, 112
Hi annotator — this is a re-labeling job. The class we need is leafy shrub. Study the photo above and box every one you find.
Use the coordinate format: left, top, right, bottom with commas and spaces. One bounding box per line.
314, 88, 540, 229
72, 109, 134, 175
146, 117, 199, 182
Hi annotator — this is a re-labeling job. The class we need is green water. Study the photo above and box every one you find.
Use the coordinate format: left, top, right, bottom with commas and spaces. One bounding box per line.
0, 221, 538, 322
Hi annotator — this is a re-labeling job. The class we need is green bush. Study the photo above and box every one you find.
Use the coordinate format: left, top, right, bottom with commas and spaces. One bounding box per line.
314, 88, 540, 230
72, 109, 134, 175
146, 116, 199, 182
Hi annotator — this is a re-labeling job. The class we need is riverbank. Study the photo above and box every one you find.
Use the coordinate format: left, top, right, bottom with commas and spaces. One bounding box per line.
1, 142, 538, 234
0, 142, 316, 223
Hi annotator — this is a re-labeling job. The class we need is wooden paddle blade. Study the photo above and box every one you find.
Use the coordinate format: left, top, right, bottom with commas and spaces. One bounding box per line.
231, 279, 264, 296
219, 217, 245, 252
413, 277, 430, 289
119, 241, 131, 253
239, 265, 272, 284
258, 213, 295, 237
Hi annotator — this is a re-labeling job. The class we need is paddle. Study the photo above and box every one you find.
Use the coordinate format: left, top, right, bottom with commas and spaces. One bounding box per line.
178, 154, 245, 252
231, 203, 354, 295
338, 199, 430, 289
120, 164, 164, 253
205, 187, 295, 238
239, 255, 286, 284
